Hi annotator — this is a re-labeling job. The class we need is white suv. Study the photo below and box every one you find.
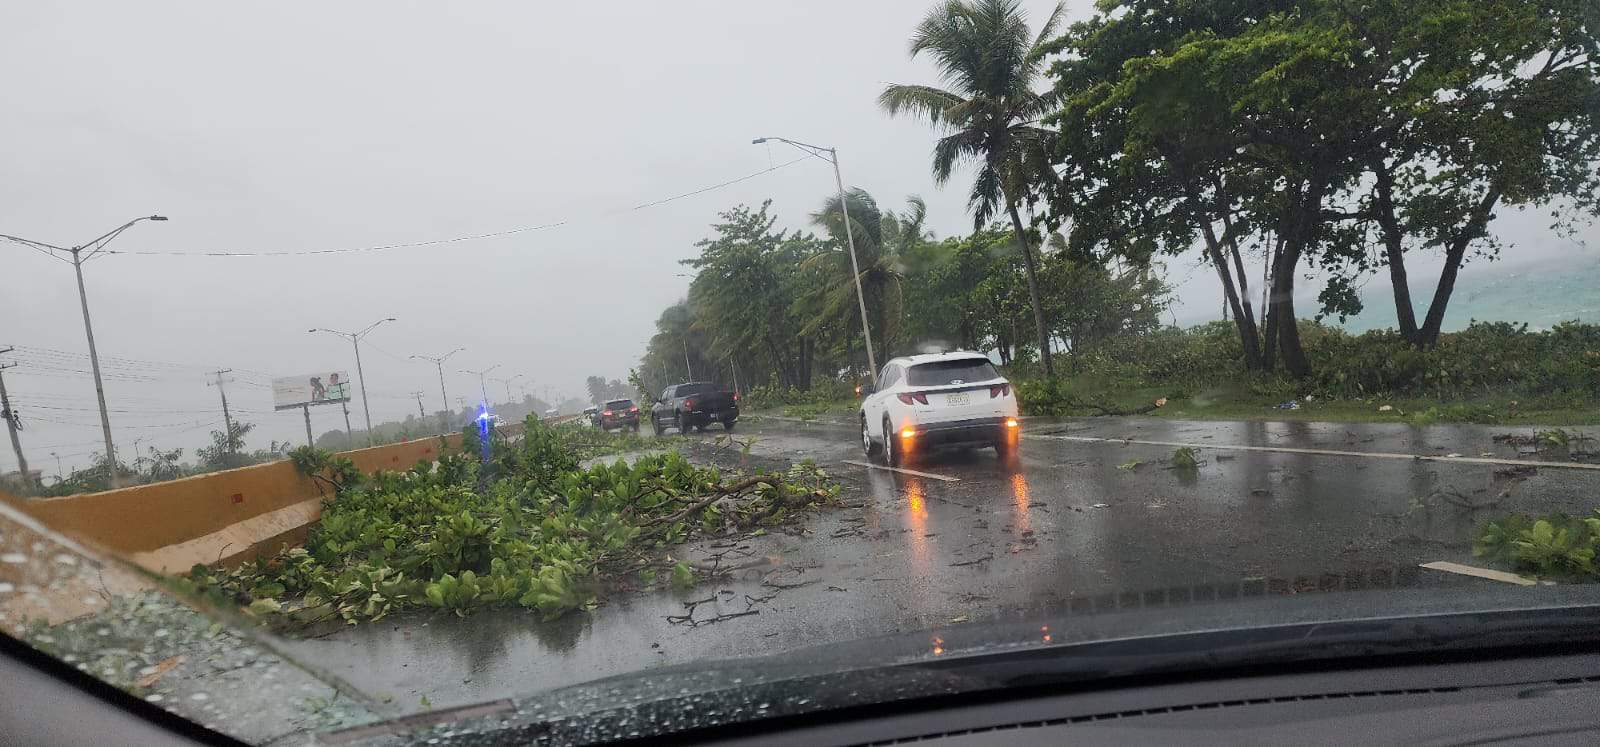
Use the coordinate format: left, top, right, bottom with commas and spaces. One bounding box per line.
859, 352, 1019, 466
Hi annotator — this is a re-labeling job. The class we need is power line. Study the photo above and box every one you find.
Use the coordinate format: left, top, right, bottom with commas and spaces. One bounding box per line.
6, 344, 273, 378
93, 157, 810, 259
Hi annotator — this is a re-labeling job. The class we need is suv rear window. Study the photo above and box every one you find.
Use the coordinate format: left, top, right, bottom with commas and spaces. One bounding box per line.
604, 399, 634, 410
906, 359, 1000, 386
675, 383, 715, 397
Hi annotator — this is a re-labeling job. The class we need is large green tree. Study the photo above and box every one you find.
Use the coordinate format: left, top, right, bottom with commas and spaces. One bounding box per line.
1049, 0, 1600, 378
1348, 0, 1600, 346
880, 0, 1065, 376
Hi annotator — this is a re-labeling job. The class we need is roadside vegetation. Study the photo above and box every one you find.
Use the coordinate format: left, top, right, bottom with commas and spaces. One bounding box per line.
626, 0, 1596, 427
179, 417, 837, 627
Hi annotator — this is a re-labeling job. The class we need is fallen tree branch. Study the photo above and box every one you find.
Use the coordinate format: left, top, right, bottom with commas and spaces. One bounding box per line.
643, 476, 779, 528
1069, 396, 1166, 416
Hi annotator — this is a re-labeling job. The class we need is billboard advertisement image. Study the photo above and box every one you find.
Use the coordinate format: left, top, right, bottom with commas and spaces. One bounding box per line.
273, 372, 353, 410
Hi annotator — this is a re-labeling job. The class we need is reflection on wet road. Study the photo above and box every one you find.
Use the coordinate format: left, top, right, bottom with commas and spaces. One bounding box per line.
281, 415, 1600, 713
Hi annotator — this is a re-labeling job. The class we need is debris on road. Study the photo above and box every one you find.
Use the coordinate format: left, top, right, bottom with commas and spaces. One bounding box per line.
949, 554, 994, 567
135, 655, 185, 689
1420, 561, 1536, 586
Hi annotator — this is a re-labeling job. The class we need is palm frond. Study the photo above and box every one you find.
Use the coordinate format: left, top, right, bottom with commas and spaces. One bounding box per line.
932, 129, 988, 185
878, 84, 966, 126
903, 195, 928, 232
968, 164, 1004, 229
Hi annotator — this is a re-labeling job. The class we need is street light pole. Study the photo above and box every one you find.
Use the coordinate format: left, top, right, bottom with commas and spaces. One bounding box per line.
494, 374, 524, 405
410, 347, 463, 433
2, 215, 169, 487
752, 137, 878, 386
310, 317, 396, 446
459, 365, 499, 407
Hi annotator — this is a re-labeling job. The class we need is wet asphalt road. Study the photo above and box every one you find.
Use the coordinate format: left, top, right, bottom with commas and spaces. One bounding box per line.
278, 415, 1600, 714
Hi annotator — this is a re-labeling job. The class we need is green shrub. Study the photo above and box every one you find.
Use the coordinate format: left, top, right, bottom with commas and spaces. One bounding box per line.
188, 420, 837, 625
743, 380, 857, 411
1475, 512, 1600, 579
1038, 320, 1600, 402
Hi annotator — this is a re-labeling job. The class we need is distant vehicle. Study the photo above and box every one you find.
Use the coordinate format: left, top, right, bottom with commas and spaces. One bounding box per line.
859, 351, 1019, 467
651, 381, 738, 435
598, 398, 641, 432
544, 408, 559, 418
583, 406, 599, 426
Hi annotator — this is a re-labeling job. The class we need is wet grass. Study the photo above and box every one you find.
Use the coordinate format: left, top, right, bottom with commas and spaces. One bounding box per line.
1071, 380, 1600, 426
755, 380, 1600, 427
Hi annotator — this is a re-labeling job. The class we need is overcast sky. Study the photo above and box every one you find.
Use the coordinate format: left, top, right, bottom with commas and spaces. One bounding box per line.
1, 1, 1589, 475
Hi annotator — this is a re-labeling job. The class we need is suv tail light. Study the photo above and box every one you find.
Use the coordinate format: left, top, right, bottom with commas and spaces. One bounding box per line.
989, 384, 1011, 398
896, 392, 929, 405
684, 398, 696, 410
629, 406, 638, 413
602, 410, 613, 416
733, 392, 740, 401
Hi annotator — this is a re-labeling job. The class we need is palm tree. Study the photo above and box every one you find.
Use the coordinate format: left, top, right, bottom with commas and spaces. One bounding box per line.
805, 189, 906, 368
880, 0, 1064, 376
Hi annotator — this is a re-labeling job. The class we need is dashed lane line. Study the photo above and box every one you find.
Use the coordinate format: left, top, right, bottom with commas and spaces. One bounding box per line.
1027, 433, 1600, 471
841, 460, 962, 483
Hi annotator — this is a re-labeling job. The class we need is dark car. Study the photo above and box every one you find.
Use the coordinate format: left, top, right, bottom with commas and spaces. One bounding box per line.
651, 381, 738, 434
598, 399, 640, 432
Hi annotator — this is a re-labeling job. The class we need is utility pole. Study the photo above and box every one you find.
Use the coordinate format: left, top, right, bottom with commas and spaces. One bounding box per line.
412, 391, 426, 421
131, 436, 146, 474
341, 400, 354, 447
410, 347, 463, 434
207, 369, 235, 459
50, 452, 62, 482
0, 348, 34, 488
2, 215, 171, 487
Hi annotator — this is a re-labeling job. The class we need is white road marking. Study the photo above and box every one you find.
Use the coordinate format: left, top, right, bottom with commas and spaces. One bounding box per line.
1420, 561, 1538, 586
1026, 433, 1600, 471
841, 460, 962, 482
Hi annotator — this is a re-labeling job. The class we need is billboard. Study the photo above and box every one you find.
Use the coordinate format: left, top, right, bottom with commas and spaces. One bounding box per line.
273, 372, 353, 410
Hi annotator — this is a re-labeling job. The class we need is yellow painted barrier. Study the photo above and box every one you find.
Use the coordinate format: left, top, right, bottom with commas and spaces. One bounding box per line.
0, 432, 471, 573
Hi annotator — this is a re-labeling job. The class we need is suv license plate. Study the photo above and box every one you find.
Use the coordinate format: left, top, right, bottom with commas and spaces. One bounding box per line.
945, 392, 970, 406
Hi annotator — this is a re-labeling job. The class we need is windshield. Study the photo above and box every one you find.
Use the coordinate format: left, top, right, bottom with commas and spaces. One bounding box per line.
906, 359, 1001, 387
2, 1, 1597, 745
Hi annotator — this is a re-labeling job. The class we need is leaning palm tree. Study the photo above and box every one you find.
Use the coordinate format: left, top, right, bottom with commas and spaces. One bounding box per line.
880, 0, 1064, 376
805, 189, 905, 368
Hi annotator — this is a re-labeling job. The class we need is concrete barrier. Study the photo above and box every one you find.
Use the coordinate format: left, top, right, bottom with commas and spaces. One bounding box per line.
0, 433, 468, 574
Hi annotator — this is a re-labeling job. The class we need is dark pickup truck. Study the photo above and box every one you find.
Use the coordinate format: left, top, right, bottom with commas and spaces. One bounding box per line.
650, 381, 738, 434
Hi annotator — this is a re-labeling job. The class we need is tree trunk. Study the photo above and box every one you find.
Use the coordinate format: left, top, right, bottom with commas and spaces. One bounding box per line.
798, 337, 813, 390
1372, 160, 1420, 342
1416, 188, 1502, 347
1269, 253, 1308, 378
1005, 200, 1055, 377
1268, 177, 1327, 378
1260, 301, 1280, 374
1198, 220, 1262, 370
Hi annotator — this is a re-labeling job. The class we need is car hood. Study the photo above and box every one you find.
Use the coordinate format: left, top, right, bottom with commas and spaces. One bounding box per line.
314, 581, 1600, 745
